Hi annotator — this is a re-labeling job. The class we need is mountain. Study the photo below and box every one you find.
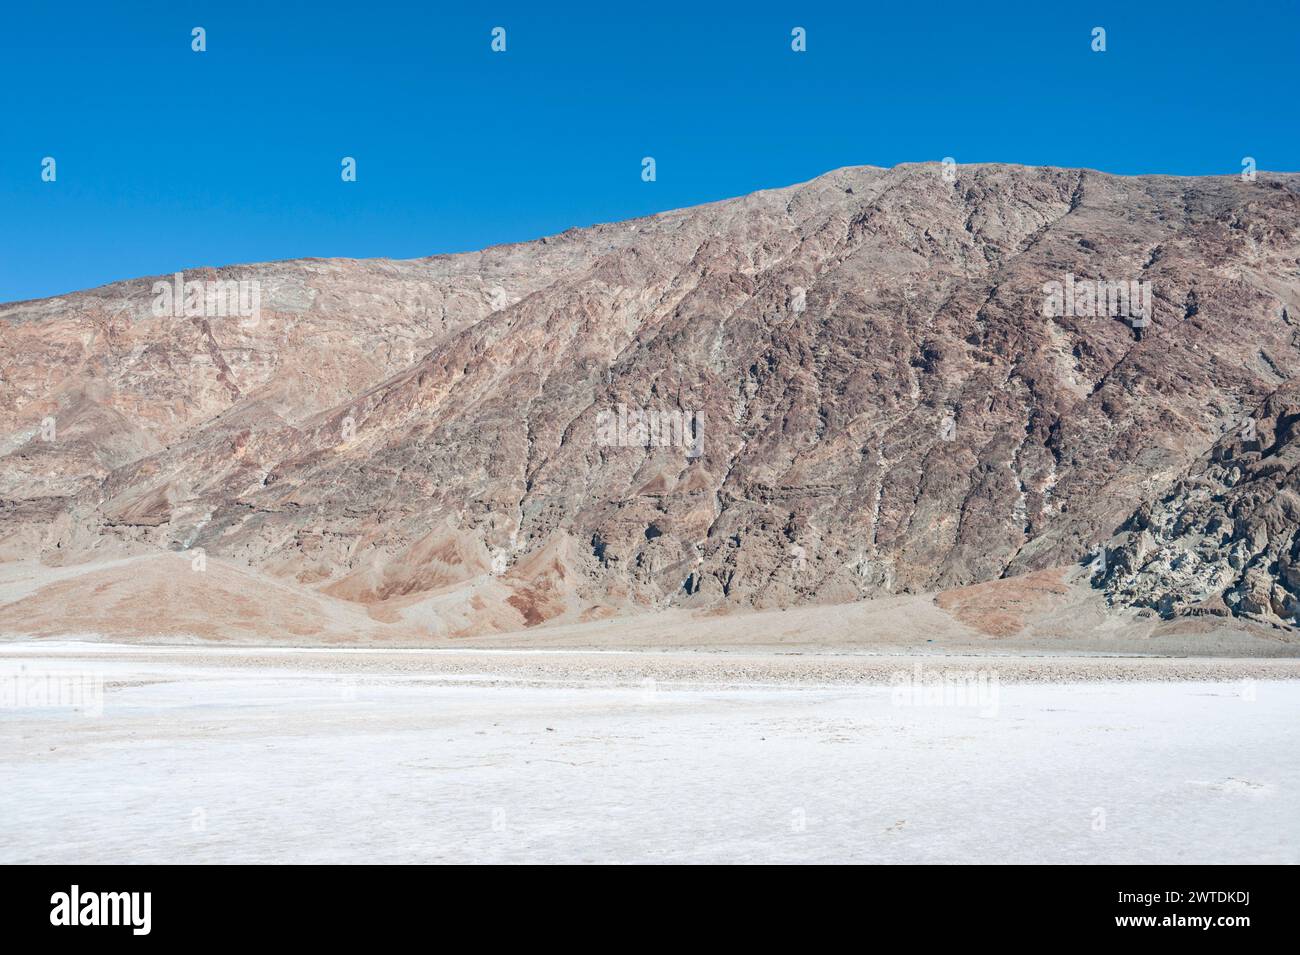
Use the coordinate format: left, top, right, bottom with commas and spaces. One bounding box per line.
2, 162, 1299, 642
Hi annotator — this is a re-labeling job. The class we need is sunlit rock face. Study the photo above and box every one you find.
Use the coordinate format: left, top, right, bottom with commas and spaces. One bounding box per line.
3, 163, 1299, 633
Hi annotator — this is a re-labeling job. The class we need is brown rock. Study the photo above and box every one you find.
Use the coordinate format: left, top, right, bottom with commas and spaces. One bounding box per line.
3, 163, 1300, 636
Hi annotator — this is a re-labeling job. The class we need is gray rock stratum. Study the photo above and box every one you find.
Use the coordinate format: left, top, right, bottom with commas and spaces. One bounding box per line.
2, 162, 1299, 639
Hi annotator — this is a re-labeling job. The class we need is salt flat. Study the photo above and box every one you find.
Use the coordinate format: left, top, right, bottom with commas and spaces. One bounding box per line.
1, 644, 1297, 864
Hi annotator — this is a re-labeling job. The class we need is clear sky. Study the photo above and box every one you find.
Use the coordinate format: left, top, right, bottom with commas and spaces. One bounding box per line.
2, 0, 1297, 302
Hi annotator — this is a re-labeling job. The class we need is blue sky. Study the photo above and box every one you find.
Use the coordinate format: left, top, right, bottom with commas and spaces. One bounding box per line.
2, 0, 1297, 302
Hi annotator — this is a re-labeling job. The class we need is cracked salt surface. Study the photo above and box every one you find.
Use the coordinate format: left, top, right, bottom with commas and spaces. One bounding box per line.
1, 647, 1297, 864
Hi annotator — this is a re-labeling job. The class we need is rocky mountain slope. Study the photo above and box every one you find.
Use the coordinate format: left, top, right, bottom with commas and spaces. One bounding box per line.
2, 162, 1299, 639
1098, 383, 1300, 626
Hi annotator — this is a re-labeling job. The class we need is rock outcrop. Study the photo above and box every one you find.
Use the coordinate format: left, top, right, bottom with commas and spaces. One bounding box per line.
1097, 384, 1300, 627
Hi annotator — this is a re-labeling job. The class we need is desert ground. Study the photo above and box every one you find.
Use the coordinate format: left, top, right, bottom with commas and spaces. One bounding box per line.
2, 553, 1298, 656
3, 538, 1297, 865
2, 641, 1297, 864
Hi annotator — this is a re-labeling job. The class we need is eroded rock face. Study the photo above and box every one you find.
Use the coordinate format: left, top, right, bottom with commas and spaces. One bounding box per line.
1097, 385, 1300, 627
2, 163, 1299, 634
